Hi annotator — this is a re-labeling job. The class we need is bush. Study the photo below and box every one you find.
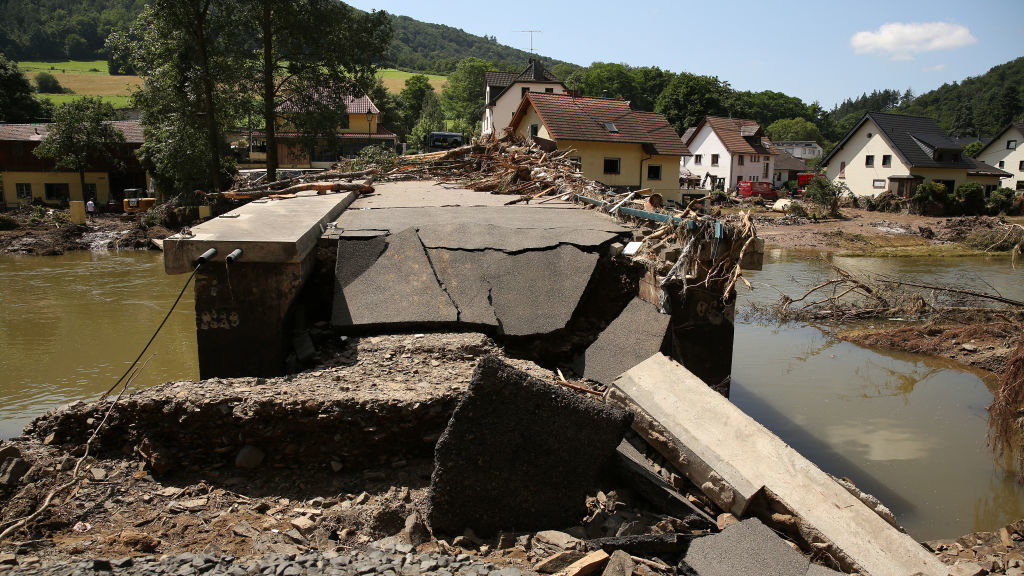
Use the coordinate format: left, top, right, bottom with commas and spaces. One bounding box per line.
911, 181, 947, 215
0, 214, 19, 230
987, 187, 1016, 215
803, 176, 849, 217
953, 182, 985, 215
347, 145, 398, 172
34, 72, 65, 94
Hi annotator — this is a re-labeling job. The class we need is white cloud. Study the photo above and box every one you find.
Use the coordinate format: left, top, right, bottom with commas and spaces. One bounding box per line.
922, 64, 947, 72
851, 22, 976, 60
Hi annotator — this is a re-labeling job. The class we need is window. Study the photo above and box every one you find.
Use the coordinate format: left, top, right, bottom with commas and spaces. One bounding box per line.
865, 155, 874, 167
1008, 139, 1018, 150
882, 155, 891, 167
647, 165, 662, 181
544, 87, 554, 93
15, 183, 32, 200
762, 162, 769, 178
694, 154, 703, 165
839, 161, 846, 178
998, 161, 1005, 169
529, 124, 540, 138
603, 122, 618, 133
711, 154, 719, 167
603, 158, 620, 174
44, 183, 69, 202
1018, 181, 1024, 191
873, 179, 886, 189
1019, 160, 1024, 172
738, 155, 745, 166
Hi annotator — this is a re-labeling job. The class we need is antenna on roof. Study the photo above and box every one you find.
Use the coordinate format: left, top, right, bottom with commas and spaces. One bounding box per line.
515, 30, 542, 54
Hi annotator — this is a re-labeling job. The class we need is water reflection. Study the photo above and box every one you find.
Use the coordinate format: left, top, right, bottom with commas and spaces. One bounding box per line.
734, 251, 1024, 540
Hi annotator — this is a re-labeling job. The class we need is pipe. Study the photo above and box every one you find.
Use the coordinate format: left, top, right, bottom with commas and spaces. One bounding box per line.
225, 248, 243, 264
195, 248, 217, 266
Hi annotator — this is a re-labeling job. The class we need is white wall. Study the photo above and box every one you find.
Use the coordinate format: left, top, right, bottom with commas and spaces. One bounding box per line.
976, 126, 1024, 191
681, 126, 731, 186
483, 82, 566, 135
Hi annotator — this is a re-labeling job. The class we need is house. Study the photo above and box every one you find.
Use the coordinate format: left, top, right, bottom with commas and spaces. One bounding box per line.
774, 140, 823, 160
819, 112, 1009, 197
680, 116, 776, 191
974, 122, 1024, 191
509, 92, 687, 201
0, 120, 147, 208
237, 94, 397, 169
481, 59, 567, 137
772, 150, 807, 188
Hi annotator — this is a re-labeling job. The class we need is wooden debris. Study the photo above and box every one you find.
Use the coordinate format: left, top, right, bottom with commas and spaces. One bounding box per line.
555, 549, 610, 576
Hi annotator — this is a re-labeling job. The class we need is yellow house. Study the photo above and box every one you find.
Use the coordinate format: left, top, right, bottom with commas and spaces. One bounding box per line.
0, 121, 148, 208
820, 112, 1008, 197
509, 93, 687, 202
237, 94, 398, 169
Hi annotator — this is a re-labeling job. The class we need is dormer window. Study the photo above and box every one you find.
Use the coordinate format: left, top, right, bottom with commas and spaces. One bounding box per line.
603, 122, 618, 133
1009, 139, 1018, 150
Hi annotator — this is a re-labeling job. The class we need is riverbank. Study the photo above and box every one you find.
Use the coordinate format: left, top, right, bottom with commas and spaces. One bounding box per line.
0, 209, 171, 255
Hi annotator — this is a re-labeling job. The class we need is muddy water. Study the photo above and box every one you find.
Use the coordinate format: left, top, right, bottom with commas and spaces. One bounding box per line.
734, 250, 1024, 540
0, 251, 197, 440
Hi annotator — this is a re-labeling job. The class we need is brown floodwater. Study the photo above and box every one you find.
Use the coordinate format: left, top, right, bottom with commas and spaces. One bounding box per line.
0, 251, 197, 440
734, 249, 1024, 540
1, 248, 1022, 541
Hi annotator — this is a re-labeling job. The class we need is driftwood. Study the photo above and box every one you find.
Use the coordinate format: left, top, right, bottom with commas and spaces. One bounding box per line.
224, 169, 379, 199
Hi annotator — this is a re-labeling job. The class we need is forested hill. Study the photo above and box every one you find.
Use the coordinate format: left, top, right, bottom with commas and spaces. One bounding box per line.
0, 0, 570, 75
900, 56, 1024, 137
384, 13, 570, 74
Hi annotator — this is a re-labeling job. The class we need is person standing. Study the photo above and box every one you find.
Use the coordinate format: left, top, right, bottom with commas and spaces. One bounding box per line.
86, 197, 96, 220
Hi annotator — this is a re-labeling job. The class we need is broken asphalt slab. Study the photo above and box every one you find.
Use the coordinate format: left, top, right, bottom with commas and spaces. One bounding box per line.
581, 297, 670, 385
428, 356, 633, 537
682, 518, 816, 576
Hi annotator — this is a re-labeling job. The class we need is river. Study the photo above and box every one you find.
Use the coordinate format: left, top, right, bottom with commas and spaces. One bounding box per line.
0, 249, 1022, 540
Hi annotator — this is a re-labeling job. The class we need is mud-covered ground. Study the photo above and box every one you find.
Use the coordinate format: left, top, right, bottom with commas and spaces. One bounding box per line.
0, 210, 171, 256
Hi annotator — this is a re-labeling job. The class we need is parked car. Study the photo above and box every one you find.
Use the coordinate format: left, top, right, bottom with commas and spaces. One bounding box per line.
737, 180, 778, 200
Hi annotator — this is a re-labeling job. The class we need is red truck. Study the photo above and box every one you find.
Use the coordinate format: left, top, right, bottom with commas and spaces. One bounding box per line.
737, 180, 778, 200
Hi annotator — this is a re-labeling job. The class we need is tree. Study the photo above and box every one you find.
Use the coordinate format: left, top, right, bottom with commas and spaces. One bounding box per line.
0, 53, 49, 122
243, 0, 390, 181
409, 90, 444, 153
963, 140, 983, 157
441, 57, 495, 138
765, 118, 822, 143
995, 85, 1022, 129
34, 71, 64, 93
33, 97, 125, 203
112, 1, 248, 194
950, 100, 976, 138
399, 74, 435, 137
655, 73, 731, 133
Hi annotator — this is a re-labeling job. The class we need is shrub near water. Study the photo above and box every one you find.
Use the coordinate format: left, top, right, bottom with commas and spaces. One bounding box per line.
987, 187, 1018, 215
953, 182, 985, 215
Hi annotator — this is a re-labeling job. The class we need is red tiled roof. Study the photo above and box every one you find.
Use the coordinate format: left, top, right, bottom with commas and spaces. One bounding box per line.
278, 92, 380, 115
0, 120, 144, 144
685, 116, 773, 155
513, 93, 688, 156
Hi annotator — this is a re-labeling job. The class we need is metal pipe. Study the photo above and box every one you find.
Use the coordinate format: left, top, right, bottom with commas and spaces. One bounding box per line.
225, 248, 243, 264
195, 248, 217, 265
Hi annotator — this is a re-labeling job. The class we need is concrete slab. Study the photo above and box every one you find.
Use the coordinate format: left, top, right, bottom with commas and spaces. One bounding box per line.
418, 222, 622, 252
164, 191, 356, 274
332, 228, 458, 327
582, 298, 670, 385
489, 245, 599, 336
683, 518, 810, 576
428, 356, 632, 537
608, 354, 948, 576
426, 249, 501, 327
335, 236, 387, 288
335, 206, 628, 238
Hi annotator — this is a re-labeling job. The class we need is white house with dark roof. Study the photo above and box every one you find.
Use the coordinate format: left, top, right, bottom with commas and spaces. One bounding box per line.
774, 141, 823, 160
680, 116, 776, 191
481, 59, 567, 137
819, 112, 1009, 197
974, 122, 1024, 191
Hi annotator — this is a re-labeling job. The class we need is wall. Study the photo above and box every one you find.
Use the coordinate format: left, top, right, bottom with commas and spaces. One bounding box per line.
2, 170, 112, 205
485, 82, 566, 135
728, 153, 774, 189
976, 126, 1024, 191
558, 139, 680, 196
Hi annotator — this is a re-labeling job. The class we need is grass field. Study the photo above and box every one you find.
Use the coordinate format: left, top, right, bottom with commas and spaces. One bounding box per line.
17, 61, 446, 109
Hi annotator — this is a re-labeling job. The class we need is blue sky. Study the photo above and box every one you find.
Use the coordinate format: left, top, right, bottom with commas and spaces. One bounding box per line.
347, 0, 1023, 109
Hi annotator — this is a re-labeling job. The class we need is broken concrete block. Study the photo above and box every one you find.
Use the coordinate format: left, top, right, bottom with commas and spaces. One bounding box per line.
428, 356, 632, 537
582, 297, 670, 385
600, 550, 634, 576
683, 518, 810, 576
536, 530, 582, 551
536, 551, 587, 574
